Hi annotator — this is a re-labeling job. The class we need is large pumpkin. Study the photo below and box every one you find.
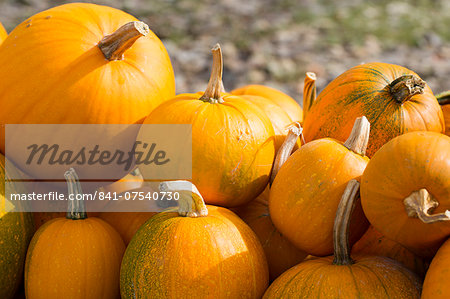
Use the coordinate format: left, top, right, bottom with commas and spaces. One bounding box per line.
269, 117, 370, 256
303, 62, 444, 157
0, 156, 34, 299
422, 237, 450, 298
25, 169, 125, 299
232, 124, 307, 281
120, 180, 269, 298
139, 45, 275, 207
0, 21, 7, 43
361, 131, 450, 258
264, 180, 422, 299
0, 3, 175, 180
437, 91, 450, 136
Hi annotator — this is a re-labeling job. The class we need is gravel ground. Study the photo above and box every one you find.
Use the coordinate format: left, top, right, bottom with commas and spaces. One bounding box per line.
1, 0, 449, 102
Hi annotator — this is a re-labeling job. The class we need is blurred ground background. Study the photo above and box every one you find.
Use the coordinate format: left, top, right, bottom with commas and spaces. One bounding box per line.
1, 0, 449, 102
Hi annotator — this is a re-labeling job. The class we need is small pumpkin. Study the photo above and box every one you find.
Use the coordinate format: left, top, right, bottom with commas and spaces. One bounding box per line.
0, 155, 34, 299
25, 168, 125, 299
139, 44, 275, 207
352, 225, 428, 277
0, 3, 175, 180
120, 180, 269, 298
263, 180, 422, 299
0, 21, 7, 43
269, 117, 370, 256
232, 124, 307, 281
422, 237, 450, 298
361, 131, 450, 258
303, 62, 444, 157
437, 91, 450, 136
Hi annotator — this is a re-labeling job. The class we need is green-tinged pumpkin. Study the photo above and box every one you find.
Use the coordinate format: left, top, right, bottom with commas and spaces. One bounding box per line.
422, 237, 450, 298
361, 131, 450, 258
264, 180, 422, 298
120, 180, 269, 298
269, 117, 370, 256
0, 155, 34, 299
303, 62, 444, 157
25, 169, 125, 299
139, 45, 275, 207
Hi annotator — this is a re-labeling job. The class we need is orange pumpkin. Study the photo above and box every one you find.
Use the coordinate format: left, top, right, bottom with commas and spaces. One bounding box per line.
361, 131, 450, 258
25, 169, 125, 299
0, 21, 7, 43
140, 45, 275, 207
120, 180, 269, 298
0, 3, 175, 180
437, 91, 450, 136
232, 85, 302, 123
264, 180, 422, 298
303, 62, 444, 157
352, 225, 428, 277
232, 124, 307, 281
269, 117, 370, 256
422, 237, 450, 298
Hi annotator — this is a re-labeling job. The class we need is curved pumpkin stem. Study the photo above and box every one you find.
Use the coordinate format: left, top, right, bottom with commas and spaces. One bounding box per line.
159, 180, 208, 217
343, 116, 370, 156
98, 21, 149, 61
333, 179, 360, 265
199, 44, 225, 103
389, 75, 425, 104
436, 91, 450, 105
65, 168, 87, 220
302, 72, 316, 119
270, 122, 303, 185
404, 189, 450, 224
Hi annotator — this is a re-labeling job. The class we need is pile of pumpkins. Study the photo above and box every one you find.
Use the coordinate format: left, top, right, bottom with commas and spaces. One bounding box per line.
0, 3, 449, 299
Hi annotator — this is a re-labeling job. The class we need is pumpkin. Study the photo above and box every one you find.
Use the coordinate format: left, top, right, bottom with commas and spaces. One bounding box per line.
269, 116, 370, 256
120, 180, 269, 298
422, 237, 450, 298
0, 3, 175, 180
302, 72, 316, 120
232, 124, 307, 281
0, 21, 7, 43
352, 225, 428, 277
437, 91, 450, 136
263, 180, 422, 298
0, 156, 34, 299
303, 62, 444, 157
25, 168, 125, 299
139, 44, 275, 207
232, 85, 302, 123
361, 131, 450, 258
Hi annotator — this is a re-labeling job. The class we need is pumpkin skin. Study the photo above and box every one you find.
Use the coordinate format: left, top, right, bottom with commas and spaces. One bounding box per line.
303, 62, 444, 157
0, 3, 175, 179
231, 187, 307, 281
422, 237, 450, 298
0, 22, 7, 43
120, 206, 269, 298
0, 156, 34, 299
360, 131, 450, 258
352, 225, 427, 277
269, 118, 370, 256
232, 85, 302, 123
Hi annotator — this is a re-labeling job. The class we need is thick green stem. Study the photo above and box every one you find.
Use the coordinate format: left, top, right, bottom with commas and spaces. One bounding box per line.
333, 179, 360, 265
65, 168, 87, 220
98, 21, 149, 61
436, 91, 450, 105
199, 44, 225, 103
389, 75, 425, 104
159, 180, 208, 217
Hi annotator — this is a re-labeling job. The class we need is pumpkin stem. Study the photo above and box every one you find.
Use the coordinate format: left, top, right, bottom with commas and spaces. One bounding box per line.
302, 72, 316, 119
270, 122, 303, 185
333, 179, 360, 265
343, 116, 370, 156
159, 180, 208, 217
389, 75, 426, 104
65, 168, 87, 220
436, 91, 450, 105
199, 44, 225, 103
404, 189, 450, 224
98, 21, 149, 61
